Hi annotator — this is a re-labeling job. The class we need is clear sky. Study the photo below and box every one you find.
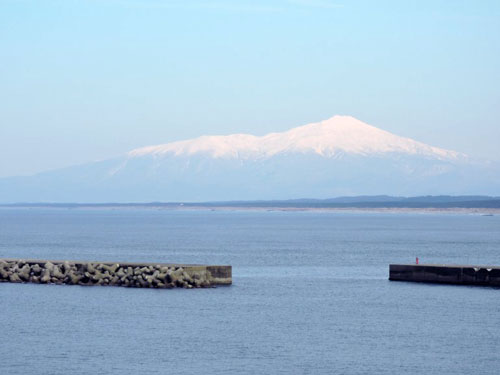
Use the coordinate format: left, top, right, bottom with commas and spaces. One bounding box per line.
1, 0, 499, 177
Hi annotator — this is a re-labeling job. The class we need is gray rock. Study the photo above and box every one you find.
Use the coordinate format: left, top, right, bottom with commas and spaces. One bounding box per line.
19, 264, 31, 281
51, 265, 65, 279
44, 261, 55, 271
0, 268, 10, 279
182, 272, 193, 284
62, 261, 74, 274
86, 263, 97, 274
102, 263, 119, 273
91, 271, 105, 282
52, 276, 63, 284
31, 264, 42, 274
9, 273, 22, 283
67, 273, 83, 285
40, 269, 51, 283
116, 268, 125, 277
157, 272, 167, 283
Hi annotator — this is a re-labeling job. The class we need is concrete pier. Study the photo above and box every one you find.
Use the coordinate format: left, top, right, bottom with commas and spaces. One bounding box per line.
389, 264, 500, 286
0, 258, 231, 289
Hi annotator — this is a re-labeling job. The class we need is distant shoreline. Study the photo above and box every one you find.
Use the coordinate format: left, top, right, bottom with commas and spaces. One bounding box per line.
2, 196, 500, 214
0, 204, 499, 215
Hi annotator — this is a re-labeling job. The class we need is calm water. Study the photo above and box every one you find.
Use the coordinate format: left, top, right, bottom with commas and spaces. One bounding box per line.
1, 209, 499, 374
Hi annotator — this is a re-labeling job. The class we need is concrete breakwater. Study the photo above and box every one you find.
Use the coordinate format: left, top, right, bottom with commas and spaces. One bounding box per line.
0, 258, 231, 289
390, 264, 500, 287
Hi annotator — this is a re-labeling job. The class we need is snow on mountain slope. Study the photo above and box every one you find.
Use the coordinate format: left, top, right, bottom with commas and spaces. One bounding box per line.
128, 115, 465, 161
3, 114, 495, 203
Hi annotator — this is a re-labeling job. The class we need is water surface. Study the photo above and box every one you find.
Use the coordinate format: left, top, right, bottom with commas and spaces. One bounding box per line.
1, 209, 499, 374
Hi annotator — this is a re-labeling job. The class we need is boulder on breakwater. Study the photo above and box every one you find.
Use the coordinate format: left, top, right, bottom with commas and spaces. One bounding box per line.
0, 258, 232, 289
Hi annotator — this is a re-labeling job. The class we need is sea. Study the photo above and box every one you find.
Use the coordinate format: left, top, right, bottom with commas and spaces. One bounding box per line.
0, 208, 499, 374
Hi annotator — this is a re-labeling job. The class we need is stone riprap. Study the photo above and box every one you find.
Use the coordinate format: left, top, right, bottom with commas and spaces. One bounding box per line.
0, 258, 231, 289
389, 264, 500, 287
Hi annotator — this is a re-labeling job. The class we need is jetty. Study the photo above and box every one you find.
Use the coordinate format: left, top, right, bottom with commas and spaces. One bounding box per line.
389, 264, 500, 287
0, 258, 232, 289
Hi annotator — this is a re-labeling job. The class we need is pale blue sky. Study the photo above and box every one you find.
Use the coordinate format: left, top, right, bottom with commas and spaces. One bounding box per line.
1, 0, 499, 177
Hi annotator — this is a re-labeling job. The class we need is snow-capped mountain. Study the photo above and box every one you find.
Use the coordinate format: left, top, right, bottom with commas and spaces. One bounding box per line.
0, 115, 498, 203
128, 115, 463, 161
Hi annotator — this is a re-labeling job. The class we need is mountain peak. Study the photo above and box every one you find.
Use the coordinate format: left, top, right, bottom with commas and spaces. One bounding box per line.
4, 115, 499, 203
129, 115, 465, 161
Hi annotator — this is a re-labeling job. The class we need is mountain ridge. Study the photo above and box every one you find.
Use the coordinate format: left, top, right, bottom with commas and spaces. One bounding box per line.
128, 115, 465, 161
0, 115, 498, 203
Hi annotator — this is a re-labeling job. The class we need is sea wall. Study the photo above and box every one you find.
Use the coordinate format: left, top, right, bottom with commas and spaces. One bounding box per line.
389, 264, 500, 286
0, 258, 231, 289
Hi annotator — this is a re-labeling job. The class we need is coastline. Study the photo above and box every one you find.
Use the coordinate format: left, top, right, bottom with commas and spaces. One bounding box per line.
0, 204, 498, 215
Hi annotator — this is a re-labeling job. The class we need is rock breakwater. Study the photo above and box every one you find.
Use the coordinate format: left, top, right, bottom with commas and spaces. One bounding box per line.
0, 258, 232, 289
